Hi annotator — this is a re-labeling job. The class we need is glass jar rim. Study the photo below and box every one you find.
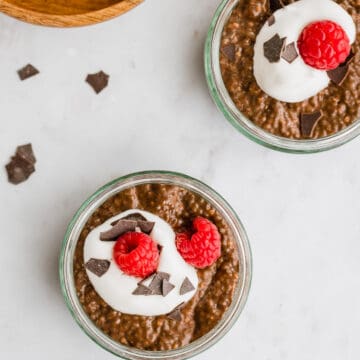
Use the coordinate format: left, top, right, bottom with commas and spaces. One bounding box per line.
204, 0, 360, 154
59, 170, 252, 359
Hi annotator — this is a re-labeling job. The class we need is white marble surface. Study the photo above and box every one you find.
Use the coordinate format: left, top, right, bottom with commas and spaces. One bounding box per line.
0, 1, 360, 359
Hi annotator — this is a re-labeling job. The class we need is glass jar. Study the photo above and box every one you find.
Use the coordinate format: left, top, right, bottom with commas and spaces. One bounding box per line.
59, 170, 252, 359
204, 0, 360, 153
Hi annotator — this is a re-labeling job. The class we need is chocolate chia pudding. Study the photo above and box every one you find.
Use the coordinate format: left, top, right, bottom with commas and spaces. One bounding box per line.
220, 0, 360, 139
73, 183, 240, 351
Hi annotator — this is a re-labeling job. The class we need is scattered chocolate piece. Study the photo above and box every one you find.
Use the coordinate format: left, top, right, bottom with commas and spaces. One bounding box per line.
17, 64, 39, 81
267, 15, 275, 26
111, 214, 154, 235
281, 42, 298, 63
132, 284, 154, 296
327, 64, 350, 86
162, 279, 175, 297
137, 220, 155, 234
85, 258, 110, 277
264, 34, 286, 63
100, 220, 137, 241
16, 144, 36, 165
269, 0, 284, 12
180, 277, 195, 295
300, 111, 323, 138
86, 71, 109, 94
5, 143, 36, 185
149, 272, 171, 295
221, 44, 236, 62
167, 303, 184, 321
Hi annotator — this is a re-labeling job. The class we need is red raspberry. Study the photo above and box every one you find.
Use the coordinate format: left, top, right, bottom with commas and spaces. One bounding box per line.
297, 20, 351, 70
176, 217, 221, 269
113, 232, 160, 278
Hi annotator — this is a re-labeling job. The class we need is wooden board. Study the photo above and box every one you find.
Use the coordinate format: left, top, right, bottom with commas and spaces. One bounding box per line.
0, 0, 143, 27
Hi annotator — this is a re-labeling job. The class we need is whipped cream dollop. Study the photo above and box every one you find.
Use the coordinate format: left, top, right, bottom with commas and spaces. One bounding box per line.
84, 209, 198, 316
253, 0, 356, 103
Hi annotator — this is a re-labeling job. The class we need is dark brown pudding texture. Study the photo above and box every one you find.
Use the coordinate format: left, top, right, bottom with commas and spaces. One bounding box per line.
220, 0, 360, 139
73, 184, 239, 351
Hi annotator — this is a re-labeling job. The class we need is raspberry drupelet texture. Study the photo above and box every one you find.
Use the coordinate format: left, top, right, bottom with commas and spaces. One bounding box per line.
113, 232, 160, 278
176, 217, 221, 269
297, 20, 351, 70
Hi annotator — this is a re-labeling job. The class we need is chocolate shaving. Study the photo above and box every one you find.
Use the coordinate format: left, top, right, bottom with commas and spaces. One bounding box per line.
300, 111, 323, 138
180, 277, 195, 295
264, 34, 286, 63
132, 284, 154, 296
327, 65, 350, 86
267, 15, 275, 26
221, 44, 236, 62
85, 258, 110, 277
111, 213, 154, 235
149, 272, 171, 295
5, 143, 36, 185
281, 42, 298, 63
162, 279, 175, 297
86, 71, 109, 94
17, 64, 39, 81
100, 220, 137, 241
167, 303, 184, 321
345, 50, 355, 65
269, 0, 284, 12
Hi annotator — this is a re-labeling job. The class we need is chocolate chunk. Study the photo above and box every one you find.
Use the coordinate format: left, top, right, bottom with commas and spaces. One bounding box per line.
281, 42, 298, 63
16, 144, 36, 165
269, 0, 284, 12
180, 277, 195, 295
5, 143, 37, 185
300, 111, 323, 138
137, 220, 155, 234
221, 44, 236, 62
86, 71, 109, 94
267, 15, 275, 26
327, 64, 350, 86
100, 220, 137, 241
17, 64, 39, 81
167, 303, 184, 321
345, 50, 355, 65
162, 279, 175, 297
149, 272, 171, 295
85, 258, 110, 277
132, 284, 154, 296
111, 213, 154, 234
264, 34, 286, 63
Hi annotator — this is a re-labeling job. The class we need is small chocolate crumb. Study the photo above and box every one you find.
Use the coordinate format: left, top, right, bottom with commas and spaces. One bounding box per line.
132, 284, 154, 296
17, 64, 39, 81
162, 279, 175, 297
180, 277, 195, 295
5, 143, 36, 185
86, 71, 109, 94
281, 42, 298, 63
100, 220, 137, 241
300, 111, 323, 138
221, 44, 236, 62
267, 15, 275, 26
167, 303, 184, 321
85, 258, 110, 277
327, 65, 350, 86
264, 34, 286, 63
269, 0, 284, 12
